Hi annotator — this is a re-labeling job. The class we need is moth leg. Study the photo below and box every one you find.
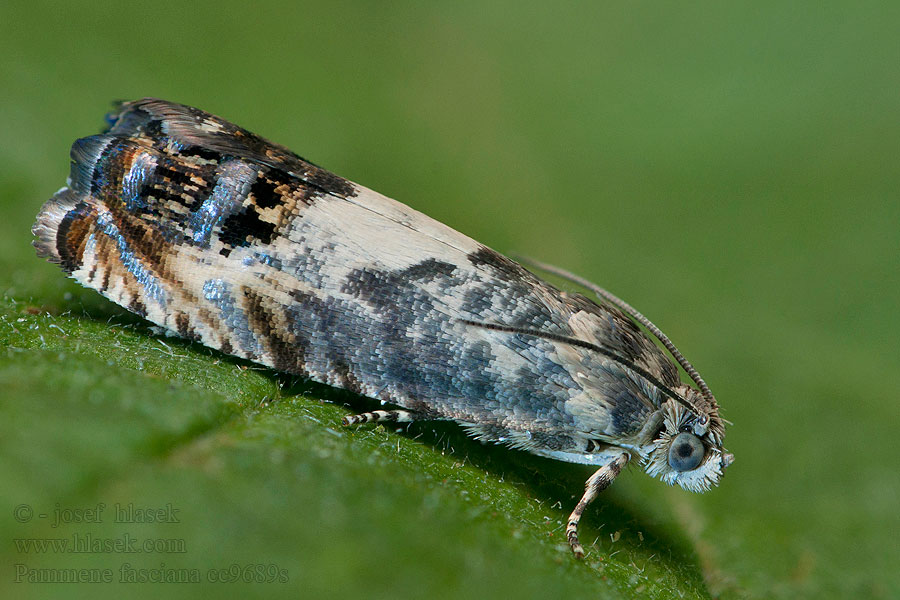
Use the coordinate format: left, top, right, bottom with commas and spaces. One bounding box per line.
566, 452, 630, 558
341, 410, 420, 427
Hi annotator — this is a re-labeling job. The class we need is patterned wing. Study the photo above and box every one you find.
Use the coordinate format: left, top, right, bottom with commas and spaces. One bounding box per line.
33, 99, 681, 458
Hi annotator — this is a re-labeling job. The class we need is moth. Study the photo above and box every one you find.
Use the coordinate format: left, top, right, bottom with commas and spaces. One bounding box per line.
33, 99, 732, 557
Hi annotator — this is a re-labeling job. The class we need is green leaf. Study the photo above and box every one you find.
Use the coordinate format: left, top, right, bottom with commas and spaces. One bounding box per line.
1, 296, 711, 599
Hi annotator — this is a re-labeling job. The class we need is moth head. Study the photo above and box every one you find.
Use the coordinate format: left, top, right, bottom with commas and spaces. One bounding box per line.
644, 385, 733, 492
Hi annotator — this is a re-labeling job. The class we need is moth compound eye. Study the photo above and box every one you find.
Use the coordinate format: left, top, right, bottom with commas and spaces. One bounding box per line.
668, 432, 704, 472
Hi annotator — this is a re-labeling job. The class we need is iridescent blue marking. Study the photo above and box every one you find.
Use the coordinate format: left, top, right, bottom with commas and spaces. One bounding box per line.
121, 151, 157, 211
83, 231, 97, 260
239, 252, 282, 269
189, 160, 256, 246
94, 210, 168, 307
254, 251, 281, 269
202, 279, 259, 354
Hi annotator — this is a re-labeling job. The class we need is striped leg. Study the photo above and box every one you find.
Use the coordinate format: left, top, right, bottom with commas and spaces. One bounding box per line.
341, 410, 419, 427
566, 452, 630, 558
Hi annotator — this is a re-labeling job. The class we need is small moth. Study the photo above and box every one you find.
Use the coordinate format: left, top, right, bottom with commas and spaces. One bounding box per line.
33, 99, 732, 557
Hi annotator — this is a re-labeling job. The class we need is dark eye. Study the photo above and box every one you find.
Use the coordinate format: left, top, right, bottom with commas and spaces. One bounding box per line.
668, 432, 704, 472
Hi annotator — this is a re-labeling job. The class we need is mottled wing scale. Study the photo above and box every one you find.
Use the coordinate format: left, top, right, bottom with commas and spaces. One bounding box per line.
34, 99, 683, 464
35, 99, 733, 559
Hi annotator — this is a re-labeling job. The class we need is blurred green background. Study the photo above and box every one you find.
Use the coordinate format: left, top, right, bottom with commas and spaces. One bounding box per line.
1, 1, 897, 598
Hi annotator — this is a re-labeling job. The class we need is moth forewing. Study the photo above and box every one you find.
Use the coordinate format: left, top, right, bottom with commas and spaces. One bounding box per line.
33, 98, 731, 559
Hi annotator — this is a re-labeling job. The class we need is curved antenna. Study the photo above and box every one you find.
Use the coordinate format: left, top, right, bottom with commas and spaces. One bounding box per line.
460, 319, 702, 415
514, 255, 717, 408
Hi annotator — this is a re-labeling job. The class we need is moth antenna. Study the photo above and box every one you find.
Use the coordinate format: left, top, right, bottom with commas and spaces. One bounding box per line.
513, 255, 717, 409
460, 319, 695, 412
